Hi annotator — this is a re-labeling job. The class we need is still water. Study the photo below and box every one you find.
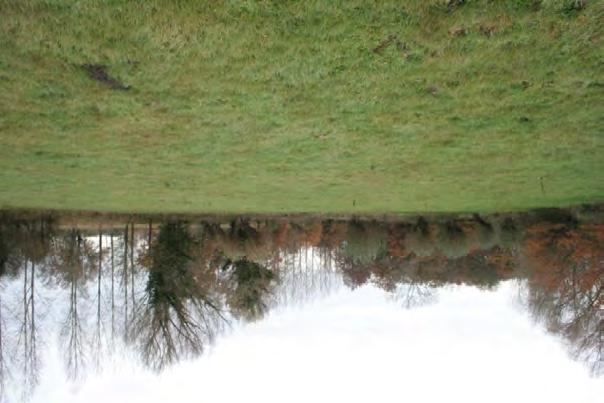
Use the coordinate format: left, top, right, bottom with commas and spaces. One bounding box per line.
0, 208, 602, 402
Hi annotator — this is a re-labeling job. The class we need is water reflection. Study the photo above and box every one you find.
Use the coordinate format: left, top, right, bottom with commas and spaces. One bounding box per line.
0, 208, 602, 401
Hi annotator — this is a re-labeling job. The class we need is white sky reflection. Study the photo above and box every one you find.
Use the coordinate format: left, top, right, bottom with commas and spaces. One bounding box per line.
33, 281, 602, 403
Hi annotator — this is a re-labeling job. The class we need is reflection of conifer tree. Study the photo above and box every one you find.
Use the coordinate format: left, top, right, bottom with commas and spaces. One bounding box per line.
338, 259, 372, 289
339, 221, 387, 266
404, 219, 437, 257
134, 223, 226, 372
208, 221, 279, 318
224, 258, 275, 321
336, 222, 387, 289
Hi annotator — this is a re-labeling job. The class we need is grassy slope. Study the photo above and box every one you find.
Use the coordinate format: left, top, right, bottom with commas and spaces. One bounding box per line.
0, 0, 602, 214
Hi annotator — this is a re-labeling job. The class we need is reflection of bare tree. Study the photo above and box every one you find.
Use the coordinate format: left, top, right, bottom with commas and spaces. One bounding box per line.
18, 262, 39, 400
53, 231, 95, 381
0, 232, 7, 279
110, 234, 115, 341
92, 234, 103, 372
15, 220, 53, 400
521, 276, 602, 376
133, 223, 227, 372
0, 289, 7, 402
274, 247, 341, 308
130, 223, 135, 320
522, 222, 603, 376
0, 219, 53, 400
101, 230, 127, 357
64, 264, 84, 380
123, 225, 129, 341
393, 281, 437, 309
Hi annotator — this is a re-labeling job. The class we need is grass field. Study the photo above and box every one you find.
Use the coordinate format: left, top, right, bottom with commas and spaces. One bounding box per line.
0, 0, 602, 214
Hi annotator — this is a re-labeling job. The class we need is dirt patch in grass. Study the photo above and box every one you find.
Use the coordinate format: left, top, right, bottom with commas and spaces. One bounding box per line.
81, 63, 130, 90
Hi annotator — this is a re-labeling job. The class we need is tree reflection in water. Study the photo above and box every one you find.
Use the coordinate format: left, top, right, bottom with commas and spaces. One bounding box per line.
521, 221, 603, 376
223, 258, 276, 321
134, 223, 226, 371
0, 206, 601, 400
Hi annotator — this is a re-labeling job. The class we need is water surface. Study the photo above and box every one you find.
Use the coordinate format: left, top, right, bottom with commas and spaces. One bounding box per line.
0, 208, 602, 402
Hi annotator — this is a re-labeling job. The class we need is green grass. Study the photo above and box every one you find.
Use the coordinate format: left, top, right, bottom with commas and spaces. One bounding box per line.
0, 0, 603, 214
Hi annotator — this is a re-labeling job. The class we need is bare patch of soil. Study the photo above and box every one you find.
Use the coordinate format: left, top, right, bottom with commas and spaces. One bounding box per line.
81, 64, 130, 90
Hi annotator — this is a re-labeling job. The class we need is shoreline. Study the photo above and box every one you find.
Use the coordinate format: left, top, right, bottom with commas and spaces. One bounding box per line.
1, 202, 602, 226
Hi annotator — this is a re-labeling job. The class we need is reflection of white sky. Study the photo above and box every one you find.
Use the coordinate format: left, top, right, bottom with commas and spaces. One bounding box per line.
32, 281, 602, 403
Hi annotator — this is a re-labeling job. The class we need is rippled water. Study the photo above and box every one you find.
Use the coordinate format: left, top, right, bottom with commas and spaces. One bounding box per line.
0, 209, 601, 402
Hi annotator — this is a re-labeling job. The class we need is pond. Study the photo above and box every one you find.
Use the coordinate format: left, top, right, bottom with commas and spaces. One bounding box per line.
0, 207, 602, 402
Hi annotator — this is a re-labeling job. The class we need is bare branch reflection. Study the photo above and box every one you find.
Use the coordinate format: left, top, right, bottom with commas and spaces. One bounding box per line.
51, 230, 97, 381
133, 223, 227, 372
521, 222, 603, 376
